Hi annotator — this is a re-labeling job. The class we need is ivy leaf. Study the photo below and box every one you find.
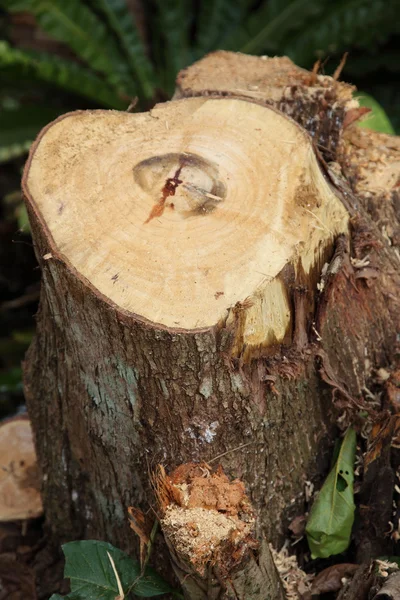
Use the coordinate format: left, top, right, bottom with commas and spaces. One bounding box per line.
58, 540, 172, 599
355, 92, 395, 135
306, 428, 357, 558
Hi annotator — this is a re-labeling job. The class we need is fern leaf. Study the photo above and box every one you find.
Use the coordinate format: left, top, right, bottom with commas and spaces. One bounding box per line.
152, 0, 193, 95
222, 0, 326, 55
0, 42, 125, 109
195, 0, 247, 56
89, 0, 155, 99
0, 105, 61, 163
285, 0, 400, 67
1, 0, 137, 97
344, 51, 400, 76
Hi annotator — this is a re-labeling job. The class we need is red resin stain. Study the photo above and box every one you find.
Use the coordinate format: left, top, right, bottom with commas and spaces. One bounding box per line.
144, 163, 184, 224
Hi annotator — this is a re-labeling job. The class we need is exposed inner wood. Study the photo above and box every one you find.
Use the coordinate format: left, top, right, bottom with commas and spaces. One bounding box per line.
25, 97, 348, 351
175, 51, 357, 157
338, 124, 400, 248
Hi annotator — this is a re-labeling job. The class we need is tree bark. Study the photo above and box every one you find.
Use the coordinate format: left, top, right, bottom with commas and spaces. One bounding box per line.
22, 53, 400, 598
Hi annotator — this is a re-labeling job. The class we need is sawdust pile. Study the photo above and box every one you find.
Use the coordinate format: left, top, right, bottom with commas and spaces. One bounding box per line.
154, 463, 257, 576
269, 543, 313, 599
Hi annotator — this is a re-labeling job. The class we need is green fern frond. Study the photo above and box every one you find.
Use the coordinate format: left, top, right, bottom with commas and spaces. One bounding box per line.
0, 105, 61, 163
285, 0, 400, 66
222, 0, 326, 55
89, 0, 156, 99
0, 42, 125, 109
152, 0, 193, 95
1, 0, 137, 97
195, 0, 247, 56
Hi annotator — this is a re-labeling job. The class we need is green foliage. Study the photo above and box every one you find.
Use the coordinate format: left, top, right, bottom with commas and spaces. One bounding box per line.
285, 0, 400, 66
195, 0, 247, 56
49, 540, 174, 599
0, 367, 23, 393
355, 92, 395, 134
224, 0, 326, 55
0, 41, 125, 109
306, 428, 357, 559
0, 0, 399, 161
0, 102, 61, 163
89, 0, 155, 98
152, 0, 193, 95
2, 0, 137, 95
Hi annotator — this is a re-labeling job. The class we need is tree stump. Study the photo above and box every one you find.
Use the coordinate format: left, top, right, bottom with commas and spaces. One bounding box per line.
22, 54, 400, 598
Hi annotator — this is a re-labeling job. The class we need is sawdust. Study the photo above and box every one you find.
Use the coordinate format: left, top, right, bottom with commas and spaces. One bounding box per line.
269, 543, 314, 599
156, 463, 256, 576
162, 505, 253, 573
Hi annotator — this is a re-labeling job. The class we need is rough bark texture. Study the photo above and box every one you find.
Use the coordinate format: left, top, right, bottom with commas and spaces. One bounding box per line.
22, 52, 400, 598
24, 216, 333, 550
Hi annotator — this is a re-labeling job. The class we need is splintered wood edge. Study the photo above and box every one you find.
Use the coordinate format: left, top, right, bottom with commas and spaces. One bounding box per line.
23, 97, 349, 354
339, 125, 400, 198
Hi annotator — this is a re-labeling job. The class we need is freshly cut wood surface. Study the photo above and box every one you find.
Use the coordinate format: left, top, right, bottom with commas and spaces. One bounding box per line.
24, 97, 348, 349
175, 51, 357, 157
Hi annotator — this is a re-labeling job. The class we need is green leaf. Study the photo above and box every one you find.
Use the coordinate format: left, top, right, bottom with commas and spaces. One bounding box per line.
285, 0, 400, 67
49, 594, 82, 600
306, 428, 357, 558
195, 0, 247, 56
0, 42, 125, 109
61, 540, 172, 598
359, 84, 400, 135
152, 0, 193, 95
0, 367, 23, 393
1, 0, 136, 96
222, 0, 326, 55
355, 92, 395, 135
130, 567, 174, 597
16, 204, 30, 232
0, 104, 61, 163
89, 0, 155, 99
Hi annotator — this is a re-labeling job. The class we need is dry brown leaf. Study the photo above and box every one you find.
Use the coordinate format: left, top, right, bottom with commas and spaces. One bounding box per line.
364, 414, 400, 470
311, 563, 359, 595
127, 506, 154, 568
288, 515, 306, 537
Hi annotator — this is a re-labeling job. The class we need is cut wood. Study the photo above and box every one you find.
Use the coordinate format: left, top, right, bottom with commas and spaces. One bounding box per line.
0, 416, 42, 521
153, 463, 285, 599
21, 54, 400, 599
338, 124, 400, 248
24, 97, 348, 344
174, 51, 358, 158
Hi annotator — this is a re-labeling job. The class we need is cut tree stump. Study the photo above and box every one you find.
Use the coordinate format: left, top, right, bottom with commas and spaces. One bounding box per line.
22, 53, 400, 599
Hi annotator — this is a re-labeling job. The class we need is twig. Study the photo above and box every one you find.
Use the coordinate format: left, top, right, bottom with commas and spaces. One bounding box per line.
107, 551, 124, 599
333, 52, 349, 81
209, 441, 258, 464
